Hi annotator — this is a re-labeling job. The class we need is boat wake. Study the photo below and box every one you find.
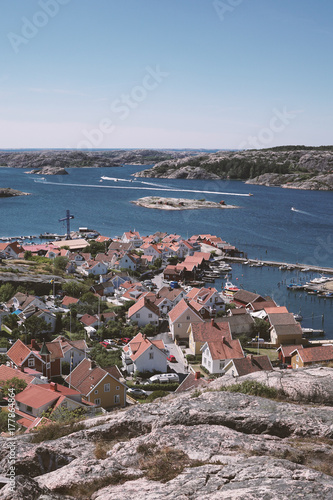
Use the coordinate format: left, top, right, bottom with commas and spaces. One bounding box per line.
100, 176, 167, 188
33, 179, 252, 197
291, 207, 318, 217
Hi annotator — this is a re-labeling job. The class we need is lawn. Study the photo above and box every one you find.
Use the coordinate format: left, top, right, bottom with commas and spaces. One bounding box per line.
244, 347, 278, 362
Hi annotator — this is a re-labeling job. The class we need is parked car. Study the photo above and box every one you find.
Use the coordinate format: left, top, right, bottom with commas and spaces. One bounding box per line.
120, 337, 131, 344
167, 355, 177, 363
148, 373, 179, 384
127, 388, 147, 397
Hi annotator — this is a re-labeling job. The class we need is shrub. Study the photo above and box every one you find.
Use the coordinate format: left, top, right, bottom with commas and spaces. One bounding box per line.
30, 421, 85, 443
220, 380, 284, 399
146, 390, 169, 402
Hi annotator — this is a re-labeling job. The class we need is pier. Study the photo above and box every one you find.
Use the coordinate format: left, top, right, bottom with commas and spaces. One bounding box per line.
221, 256, 333, 276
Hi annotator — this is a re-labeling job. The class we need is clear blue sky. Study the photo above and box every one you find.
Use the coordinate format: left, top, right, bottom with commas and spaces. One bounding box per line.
1, 0, 332, 149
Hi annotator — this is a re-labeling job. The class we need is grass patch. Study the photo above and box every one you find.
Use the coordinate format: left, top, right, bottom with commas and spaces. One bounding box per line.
137, 444, 204, 483
56, 472, 140, 499
244, 348, 279, 363
220, 380, 285, 400
30, 421, 85, 443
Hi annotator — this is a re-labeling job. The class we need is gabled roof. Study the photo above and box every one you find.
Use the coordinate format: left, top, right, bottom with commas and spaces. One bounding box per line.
175, 373, 209, 393
190, 320, 231, 342
80, 314, 99, 327
294, 345, 333, 364
276, 344, 304, 356
0, 365, 36, 385
15, 383, 80, 409
203, 337, 244, 361
7, 339, 33, 367
268, 313, 297, 326
226, 355, 273, 376
233, 289, 264, 305
168, 299, 203, 324
128, 297, 160, 318
123, 332, 166, 362
65, 359, 125, 396
157, 286, 185, 302
264, 306, 289, 315
273, 324, 303, 337
62, 296, 80, 307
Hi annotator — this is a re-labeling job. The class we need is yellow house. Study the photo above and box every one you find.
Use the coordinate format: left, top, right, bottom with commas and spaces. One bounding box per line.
291, 345, 333, 369
66, 359, 126, 409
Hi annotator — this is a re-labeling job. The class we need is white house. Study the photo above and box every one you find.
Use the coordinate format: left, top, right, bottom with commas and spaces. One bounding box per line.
52, 336, 88, 369
116, 253, 139, 271
78, 260, 108, 276
122, 332, 167, 374
201, 337, 244, 374
121, 231, 143, 248
127, 297, 160, 328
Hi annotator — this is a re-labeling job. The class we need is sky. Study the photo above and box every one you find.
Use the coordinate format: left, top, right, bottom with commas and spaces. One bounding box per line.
0, 0, 332, 149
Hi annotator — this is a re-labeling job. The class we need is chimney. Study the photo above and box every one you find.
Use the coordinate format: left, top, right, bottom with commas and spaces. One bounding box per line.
247, 354, 253, 360
90, 360, 96, 370
50, 382, 57, 391
194, 371, 200, 380
20, 365, 25, 373
211, 318, 214, 327
31, 339, 37, 349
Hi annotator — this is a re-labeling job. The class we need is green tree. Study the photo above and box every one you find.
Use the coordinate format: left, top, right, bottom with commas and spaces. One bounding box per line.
62, 280, 90, 298
0, 377, 27, 397
53, 256, 69, 272
23, 316, 51, 340
83, 241, 107, 257
251, 318, 270, 340
0, 283, 15, 302
3, 314, 18, 331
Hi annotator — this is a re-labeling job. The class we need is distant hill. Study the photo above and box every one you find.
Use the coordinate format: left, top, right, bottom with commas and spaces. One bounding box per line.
134, 146, 333, 190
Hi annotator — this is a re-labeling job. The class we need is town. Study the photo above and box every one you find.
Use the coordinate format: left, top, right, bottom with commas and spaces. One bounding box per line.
1, 228, 333, 436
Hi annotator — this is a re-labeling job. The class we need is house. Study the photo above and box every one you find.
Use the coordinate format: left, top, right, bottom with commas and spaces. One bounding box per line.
79, 314, 100, 329
0, 365, 43, 399
218, 313, 254, 337
140, 243, 162, 259
127, 297, 160, 328
232, 290, 267, 308
15, 382, 95, 432
121, 231, 143, 248
224, 354, 273, 377
201, 336, 244, 374
0, 241, 23, 259
175, 371, 209, 394
7, 339, 64, 381
122, 332, 167, 374
6, 292, 46, 313
188, 319, 232, 355
163, 265, 183, 282
66, 359, 127, 409
78, 260, 108, 276
116, 253, 139, 271
291, 345, 333, 369
276, 345, 304, 366
268, 313, 303, 346
187, 287, 225, 315
61, 296, 81, 310
168, 299, 204, 341
52, 336, 88, 369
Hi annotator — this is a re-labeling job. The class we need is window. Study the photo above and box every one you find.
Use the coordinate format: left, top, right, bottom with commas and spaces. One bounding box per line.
136, 313, 140, 318
26, 405, 32, 413
46, 362, 51, 370
28, 358, 35, 367
94, 398, 101, 405
149, 352, 154, 359
114, 395, 120, 404
148, 313, 152, 318
104, 383, 110, 392
94, 390, 98, 394
116, 386, 120, 391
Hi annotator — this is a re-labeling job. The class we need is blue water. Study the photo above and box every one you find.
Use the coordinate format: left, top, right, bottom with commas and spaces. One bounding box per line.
1, 165, 333, 337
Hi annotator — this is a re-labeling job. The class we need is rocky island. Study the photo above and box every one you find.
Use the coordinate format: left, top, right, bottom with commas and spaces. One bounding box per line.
0, 188, 30, 198
131, 196, 239, 210
25, 166, 69, 176
134, 146, 333, 191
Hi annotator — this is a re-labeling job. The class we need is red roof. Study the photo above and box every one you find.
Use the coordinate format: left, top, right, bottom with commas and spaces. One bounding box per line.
191, 320, 231, 342
7, 339, 32, 367
65, 359, 125, 396
168, 299, 203, 324
62, 296, 79, 307
124, 332, 166, 362
204, 337, 244, 361
128, 297, 160, 318
0, 365, 35, 385
228, 355, 273, 376
15, 383, 80, 409
296, 345, 333, 364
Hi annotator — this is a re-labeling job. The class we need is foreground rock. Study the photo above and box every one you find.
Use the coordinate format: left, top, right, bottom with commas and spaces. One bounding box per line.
246, 172, 333, 190
0, 188, 30, 197
132, 196, 239, 210
0, 368, 333, 499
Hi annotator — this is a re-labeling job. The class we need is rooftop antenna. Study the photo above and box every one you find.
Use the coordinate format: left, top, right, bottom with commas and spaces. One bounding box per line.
59, 210, 74, 240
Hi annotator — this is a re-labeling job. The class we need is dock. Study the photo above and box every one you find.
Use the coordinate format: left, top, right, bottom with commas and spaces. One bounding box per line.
221, 256, 333, 275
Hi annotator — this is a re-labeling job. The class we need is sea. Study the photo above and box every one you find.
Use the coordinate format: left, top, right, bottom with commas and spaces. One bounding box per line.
1, 163, 333, 339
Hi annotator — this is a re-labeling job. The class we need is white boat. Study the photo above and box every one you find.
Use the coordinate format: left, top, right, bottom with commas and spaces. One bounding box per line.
224, 281, 239, 292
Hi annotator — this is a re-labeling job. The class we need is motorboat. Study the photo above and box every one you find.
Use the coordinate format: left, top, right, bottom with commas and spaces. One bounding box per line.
224, 281, 239, 292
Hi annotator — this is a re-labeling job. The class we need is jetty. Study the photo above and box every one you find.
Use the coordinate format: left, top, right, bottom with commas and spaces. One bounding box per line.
220, 256, 333, 276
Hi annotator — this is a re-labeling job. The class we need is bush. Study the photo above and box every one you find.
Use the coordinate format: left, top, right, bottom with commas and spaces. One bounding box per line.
220, 380, 284, 399
146, 390, 169, 402
30, 421, 85, 443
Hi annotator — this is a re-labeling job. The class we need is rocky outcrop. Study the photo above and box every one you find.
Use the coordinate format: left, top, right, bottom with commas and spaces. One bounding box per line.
25, 166, 68, 175
135, 147, 333, 190
0, 188, 30, 197
0, 150, 184, 170
246, 173, 333, 190
1, 368, 333, 499
131, 197, 239, 210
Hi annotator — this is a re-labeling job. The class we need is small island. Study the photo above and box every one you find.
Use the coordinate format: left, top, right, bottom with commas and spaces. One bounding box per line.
131, 196, 239, 210
0, 188, 30, 198
25, 166, 68, 175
